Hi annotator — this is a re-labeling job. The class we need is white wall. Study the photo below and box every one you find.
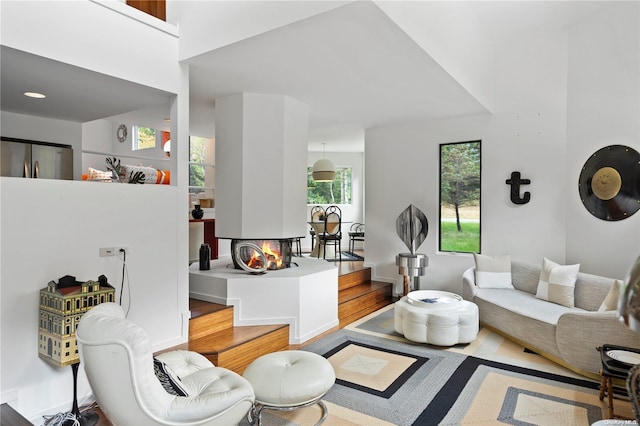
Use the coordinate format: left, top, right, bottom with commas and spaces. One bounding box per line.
0, 177, 186, 421
374, 1, 494, 113
0, 2, 190, 421
168, 0, 350, 60
365, 3, 640, 292
565, 2, 640, 277
365, 20, 573, 294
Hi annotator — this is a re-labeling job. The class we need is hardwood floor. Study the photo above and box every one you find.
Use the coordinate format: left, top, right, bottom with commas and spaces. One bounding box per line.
84, 250, 378, 426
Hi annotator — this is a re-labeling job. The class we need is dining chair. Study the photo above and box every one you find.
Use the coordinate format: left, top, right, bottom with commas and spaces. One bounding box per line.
309, 205, 325, 248
317, 205, 342, 261
348, 222, 365, 254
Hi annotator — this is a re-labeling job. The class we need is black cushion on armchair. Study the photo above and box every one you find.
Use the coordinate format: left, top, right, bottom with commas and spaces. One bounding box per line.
153, 357, 189, 396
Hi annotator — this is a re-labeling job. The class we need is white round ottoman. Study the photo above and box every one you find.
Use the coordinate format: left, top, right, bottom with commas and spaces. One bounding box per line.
242, 350, 336, 425
394, 290, 479, 346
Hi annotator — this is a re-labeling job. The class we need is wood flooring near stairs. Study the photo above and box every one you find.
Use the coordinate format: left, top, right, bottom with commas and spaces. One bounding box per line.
87, 255, 393, 426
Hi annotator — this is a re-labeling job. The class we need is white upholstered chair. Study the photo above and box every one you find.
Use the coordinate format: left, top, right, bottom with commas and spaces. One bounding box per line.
76, 303, 255, 425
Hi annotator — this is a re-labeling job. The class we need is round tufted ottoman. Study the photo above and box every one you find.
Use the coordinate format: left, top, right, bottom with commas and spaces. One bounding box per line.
242, 350, 336, 425
394, 290, 479, 346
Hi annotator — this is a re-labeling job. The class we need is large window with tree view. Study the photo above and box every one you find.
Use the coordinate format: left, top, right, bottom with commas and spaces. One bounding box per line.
307, 167, 352, 205
439, 140, 481, 253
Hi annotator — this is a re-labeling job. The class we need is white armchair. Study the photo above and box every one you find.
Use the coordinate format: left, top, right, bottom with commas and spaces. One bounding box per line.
76, 303, 255, 425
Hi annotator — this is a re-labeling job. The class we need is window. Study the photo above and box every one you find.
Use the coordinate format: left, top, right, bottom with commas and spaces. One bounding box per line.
307, 167, 352, 205
439, 141, 481, 253
189, 136, 215, 195
132, 126, 156, 150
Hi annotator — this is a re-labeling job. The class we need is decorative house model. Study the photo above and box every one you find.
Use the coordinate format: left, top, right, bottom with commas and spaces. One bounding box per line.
38, 275, 115, 367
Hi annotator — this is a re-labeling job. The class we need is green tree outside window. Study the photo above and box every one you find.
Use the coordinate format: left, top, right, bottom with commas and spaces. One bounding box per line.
439, 141, 481, 253
133, 126, 156, 150
307, 167, 352, 205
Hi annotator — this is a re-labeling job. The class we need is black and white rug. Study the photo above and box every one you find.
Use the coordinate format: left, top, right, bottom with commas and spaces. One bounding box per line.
302, 330, 606, 425
239, 307, 635, 425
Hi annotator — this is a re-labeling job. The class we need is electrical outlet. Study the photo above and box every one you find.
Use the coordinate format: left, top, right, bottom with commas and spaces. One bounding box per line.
99, 247, 116, 257
99, 247, 129, 257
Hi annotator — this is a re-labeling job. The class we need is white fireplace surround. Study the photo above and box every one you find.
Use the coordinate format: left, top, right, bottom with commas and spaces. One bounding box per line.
189, 256, 338, 344
214, 93, 309, 241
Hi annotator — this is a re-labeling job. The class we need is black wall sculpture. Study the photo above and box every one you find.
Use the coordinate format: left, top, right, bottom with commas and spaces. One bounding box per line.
506, 171, 531, 205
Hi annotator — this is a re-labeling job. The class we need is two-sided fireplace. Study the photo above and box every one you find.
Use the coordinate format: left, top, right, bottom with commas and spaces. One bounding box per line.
230, 239, 293, 272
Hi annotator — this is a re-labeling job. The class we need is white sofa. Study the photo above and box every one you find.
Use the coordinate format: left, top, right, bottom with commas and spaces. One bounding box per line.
462, 261, 640, 378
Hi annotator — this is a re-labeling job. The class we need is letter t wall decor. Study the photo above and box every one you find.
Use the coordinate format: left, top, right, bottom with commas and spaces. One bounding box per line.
506, 171, 531, 204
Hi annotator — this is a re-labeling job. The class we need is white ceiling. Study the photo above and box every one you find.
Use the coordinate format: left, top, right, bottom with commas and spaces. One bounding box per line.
186, 0, 489, 151
0, 1, 608, 152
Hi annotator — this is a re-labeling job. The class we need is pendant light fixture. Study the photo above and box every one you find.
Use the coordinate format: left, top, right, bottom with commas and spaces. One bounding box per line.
312, 143, 336, 182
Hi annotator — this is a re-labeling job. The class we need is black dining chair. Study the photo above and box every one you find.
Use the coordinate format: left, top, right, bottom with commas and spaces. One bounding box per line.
348, 223, 365, 254
317, 205, 342, 261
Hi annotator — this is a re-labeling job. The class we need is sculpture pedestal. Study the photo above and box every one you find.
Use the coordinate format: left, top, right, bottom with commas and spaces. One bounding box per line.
396, 253, 428, 295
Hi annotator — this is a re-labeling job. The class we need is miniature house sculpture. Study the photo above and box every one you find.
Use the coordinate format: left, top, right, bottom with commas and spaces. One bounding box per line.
38, 275, 115, 367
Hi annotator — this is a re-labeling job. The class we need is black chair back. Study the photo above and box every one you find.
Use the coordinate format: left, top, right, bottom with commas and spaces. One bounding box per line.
324, 205, 342, 237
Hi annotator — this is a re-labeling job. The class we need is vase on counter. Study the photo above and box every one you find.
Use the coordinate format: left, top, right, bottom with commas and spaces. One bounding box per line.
192, 204, 204, 219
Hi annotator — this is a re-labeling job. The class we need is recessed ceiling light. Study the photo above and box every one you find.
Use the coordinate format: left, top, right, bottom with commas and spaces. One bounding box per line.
23, 91, 46, 99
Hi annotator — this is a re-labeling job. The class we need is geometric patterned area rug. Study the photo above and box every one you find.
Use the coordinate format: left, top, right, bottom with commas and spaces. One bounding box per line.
301, 330, 607, 425
239, 305, 635, 425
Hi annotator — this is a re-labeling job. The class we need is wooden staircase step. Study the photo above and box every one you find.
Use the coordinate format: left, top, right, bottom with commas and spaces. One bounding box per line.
338, 281, 392, 326
188, 324, 289, 374
338, 267, 372, 291
339, 299, 392, 328
339, 280, 391, 304
189, 300, 234, 340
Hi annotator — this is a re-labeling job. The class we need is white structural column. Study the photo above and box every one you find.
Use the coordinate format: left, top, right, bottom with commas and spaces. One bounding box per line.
215, 93, 309, 240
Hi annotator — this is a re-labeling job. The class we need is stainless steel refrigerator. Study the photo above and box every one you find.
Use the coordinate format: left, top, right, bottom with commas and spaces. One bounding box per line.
1, 137, 73, 180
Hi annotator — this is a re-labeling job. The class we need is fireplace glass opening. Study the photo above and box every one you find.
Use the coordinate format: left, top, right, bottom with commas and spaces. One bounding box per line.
231, 239, 293, 271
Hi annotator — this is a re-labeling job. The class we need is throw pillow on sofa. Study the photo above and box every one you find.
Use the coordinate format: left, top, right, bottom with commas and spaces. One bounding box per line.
473, 253, 514, 289
535, 257, 580, 308
598, 279, 623, 312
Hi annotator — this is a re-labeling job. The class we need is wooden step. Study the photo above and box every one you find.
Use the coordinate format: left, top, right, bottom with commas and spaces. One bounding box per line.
188, 324, 290, 374
189, 299, 234, 340
338, 281, 392, 327
338, 267, 372, 291
340, 299, 392, 328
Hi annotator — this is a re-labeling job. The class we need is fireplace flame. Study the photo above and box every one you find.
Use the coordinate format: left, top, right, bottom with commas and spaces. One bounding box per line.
247, 241, 283, 270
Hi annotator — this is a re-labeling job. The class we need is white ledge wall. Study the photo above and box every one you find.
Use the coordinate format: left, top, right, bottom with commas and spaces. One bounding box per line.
0, 0, 180, 93
189, 257, 339, 344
